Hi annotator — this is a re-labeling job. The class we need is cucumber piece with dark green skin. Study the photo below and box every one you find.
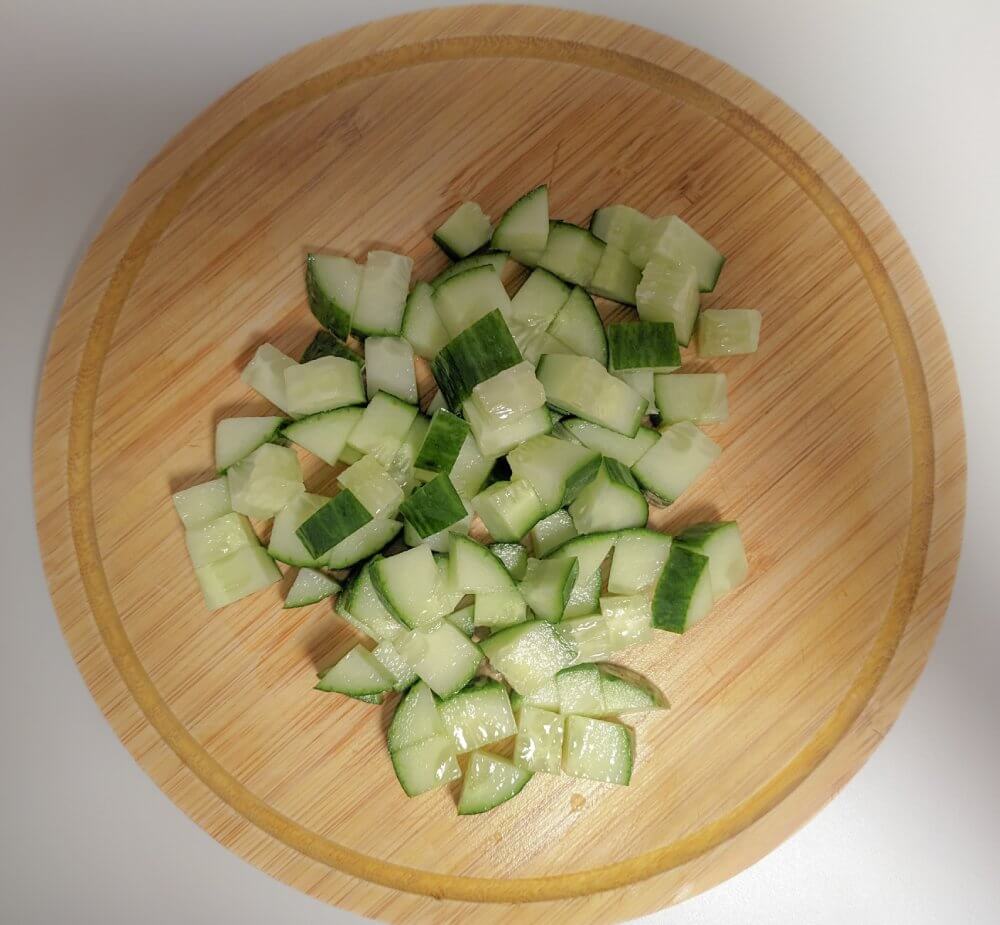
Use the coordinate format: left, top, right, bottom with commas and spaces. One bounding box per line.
537, 221, 605, 288
414, 409, 470, 477
491, 185, 550, 254
651, 542, 714, 633
371, 639, 419, 692
388, 680, 445, 752
518, 556, 579, 622
608, 321, 681, 372
458, 751, 532, 815
434, 202, 492, 259
390, 734, 462, 797
296, 489, 372, 558
545, 286, 608, 366
399, 473, 467, 539
430, 309, 523, 411
447, 604, 476, 636
371, 545, 450, 629
489, 542, 528, 580
300, 330, 364, 366
346, 391, 419, 463
509, 268, 570, 329
568, 458, 648, 534
431, 250, 509, 288
447, 533, 516, 593
676, 521, 748, 600
597, 663, 668, 715
305, 253, 360, 338
608, 528, 672, 594
633, 214, 724, 291
172, 477, 232, 530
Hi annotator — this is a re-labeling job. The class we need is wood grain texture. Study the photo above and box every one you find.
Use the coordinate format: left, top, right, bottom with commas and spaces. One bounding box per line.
32, 6, 965, 922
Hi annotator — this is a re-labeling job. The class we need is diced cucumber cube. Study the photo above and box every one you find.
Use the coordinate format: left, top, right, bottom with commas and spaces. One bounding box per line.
194, 546, 281, 610
562, 715, 633, 785
589, 244, 641, 305
608, 528, 672, 594
300, 330, 363, 366
447, 604, 476, 637
434, 201, 492, 259
545, 286, 608, 365
283, 567, 339, 608
339, 454, 404, 519
561, 419, 659, 468
568, 458, 648, 534
325, 518, 401, 570
283, 355, 366, 416
492, 186, 550, 254
631, 215, 723, 291
282, 407, 363, 466
608, 321, 681, 373
353, 250, 412, 336
436, 678, 516, 753
447, 534, 516, 593
470, 362, 547, 424
388, 681, 445, 752
598, 664, 668, 716
315, 644, 393, 696
372, 639, 419, 691
364, 336, 417, 404
488, 543, 528, 581
337, 560, 407, 642
474, 588, 528, 629
600, 594, 654, 649
463, 400, 553, 457
398, 622, 483, 698
372, 545, 449, 628
697, 309, 761, 356
510, 268, 570, 329
458, 751, 532, 815
556, 614, 614, 663
632, 422, 721, 505
514, 704, 564, 774
434, 265, 512, 337
296, 490, 372, 558
508, 434, 600, 516
479, 620, 577, 694
538, 222, 605, 288
431, 250, 509, 289
537, 354, 647, 438
241, 344, 298, 415
227, 443, 303, 519
590, 205, 652, 257
635, 254, 700, 346
400, 473, 468, 539
518, 557, 579, 623
390, 734, 462, 797
268, 492, 331, 567
654, 373, 728, 425
529, 510, 578, 558
172, 477, 232, 530
215, 416, 286, 473
471, 479, 547, 543
414, 409, 470, 478
401, 281, 449, 360
347, 391, 419, 464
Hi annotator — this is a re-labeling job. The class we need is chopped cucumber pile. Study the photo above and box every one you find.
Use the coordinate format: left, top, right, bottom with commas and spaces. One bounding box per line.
170, 186, 761, 815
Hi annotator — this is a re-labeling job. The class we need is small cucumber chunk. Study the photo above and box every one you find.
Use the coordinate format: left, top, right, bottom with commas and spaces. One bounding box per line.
434, 201, 492, 259
562, 715, 633, 785
652, 543, 714, 633
284, 567, 340, 608
697, 309, 761, 356
654, 373, 728, 425
172, 477, 232, 530
436, 678, 516, 753
529, 510, 578, 558
283, 407, 363, 465
185, 512, 258, 568
676, 521, 748, 600
458, 751, 532, 815
194, 545, 281, 610
479, 620, 577, 694
398, 622, 483, 698
306, 253, 360, 338
471, 479, 547, 543
215, 416, 286, 473
391, 734, 462, 797
518, 556, 579, 623
315, 644, 394, 696
353, 250, 412, 336
514, 704, 564, 774
556, 663, 606, 716
607, 528, 672, 595
227, 443, 303, 520
631, 422, 721, 505
491, 186, 549, 254
284, 356, 366, 416
635, 254, 700, 346
388, 680, 445, 752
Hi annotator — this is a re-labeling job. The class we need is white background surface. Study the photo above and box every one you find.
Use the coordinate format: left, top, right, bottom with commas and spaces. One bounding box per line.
2, 1, 998, 922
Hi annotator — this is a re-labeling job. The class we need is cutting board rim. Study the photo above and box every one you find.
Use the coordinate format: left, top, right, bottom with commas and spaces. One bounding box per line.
32, 4, 965, 920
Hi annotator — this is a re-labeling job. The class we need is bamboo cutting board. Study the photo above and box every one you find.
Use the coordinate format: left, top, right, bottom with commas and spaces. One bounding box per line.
33, 6, 965, 922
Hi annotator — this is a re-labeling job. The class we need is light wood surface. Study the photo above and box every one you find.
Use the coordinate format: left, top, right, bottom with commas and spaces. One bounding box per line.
32, 6, 965, 923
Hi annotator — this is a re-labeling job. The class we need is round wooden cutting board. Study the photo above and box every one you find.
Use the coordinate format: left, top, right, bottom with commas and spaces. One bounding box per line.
33, 6, 965, 923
